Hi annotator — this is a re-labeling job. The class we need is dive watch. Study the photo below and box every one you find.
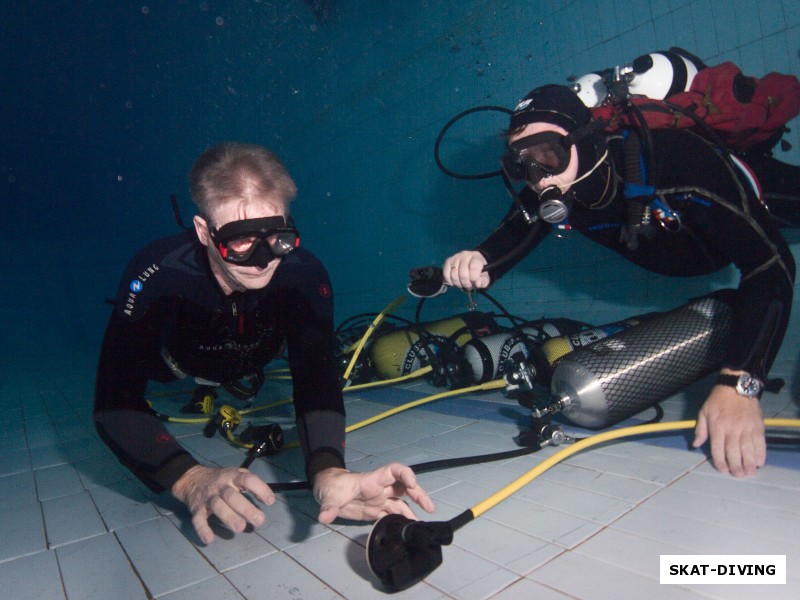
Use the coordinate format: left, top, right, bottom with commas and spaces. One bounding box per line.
716, 373, 764, 399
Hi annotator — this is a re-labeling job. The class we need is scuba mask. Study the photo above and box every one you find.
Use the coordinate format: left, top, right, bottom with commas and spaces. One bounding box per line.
208, 215, 300, 268
501, 131, 573, 184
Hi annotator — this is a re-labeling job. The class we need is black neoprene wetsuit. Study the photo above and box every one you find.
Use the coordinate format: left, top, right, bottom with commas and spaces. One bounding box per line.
477, 128, 796, 379
94, 231, 345, 492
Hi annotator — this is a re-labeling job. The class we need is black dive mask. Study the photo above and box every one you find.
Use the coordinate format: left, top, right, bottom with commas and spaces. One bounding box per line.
208, 215, 299, 268
501, 131, 573, 184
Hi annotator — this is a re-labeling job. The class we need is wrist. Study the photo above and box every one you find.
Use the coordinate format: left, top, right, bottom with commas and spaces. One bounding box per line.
715, 370, 764, 399
171, 464, 207, 499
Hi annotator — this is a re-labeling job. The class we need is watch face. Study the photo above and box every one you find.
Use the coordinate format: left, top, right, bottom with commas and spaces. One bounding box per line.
737, 375, 762, 397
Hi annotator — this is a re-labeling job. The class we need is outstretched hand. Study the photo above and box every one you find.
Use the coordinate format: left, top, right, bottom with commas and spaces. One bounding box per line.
171, 465, 275, 545
693, 384, 766, 477
313, 463, 436, 524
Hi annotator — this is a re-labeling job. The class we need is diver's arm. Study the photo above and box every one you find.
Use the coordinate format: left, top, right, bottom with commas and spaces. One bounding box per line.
474, 189, 549, 283
715, 205, 795, 378
93, 309, 199, 492
283, 258, 347, 482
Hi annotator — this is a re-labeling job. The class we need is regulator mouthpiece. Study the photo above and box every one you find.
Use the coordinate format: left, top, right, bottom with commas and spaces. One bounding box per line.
366, 514, 454, 592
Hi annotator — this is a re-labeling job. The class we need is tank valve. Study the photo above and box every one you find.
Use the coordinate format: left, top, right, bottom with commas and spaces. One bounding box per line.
504, 360, 537, 392
531, 395, 568, 419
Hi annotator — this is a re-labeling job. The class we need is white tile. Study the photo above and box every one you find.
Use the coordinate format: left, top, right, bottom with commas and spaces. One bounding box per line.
41, 491, 107, 548
453, 516, 565, 575
482, 496, 602, 548
539, 462, 663, 502
29, 443, 69, 470
0, 501, 47, 562
224, 551, 343, 600
643, 484, 800, 543
0, 470, 38, 509
611, 505, 800, 558
34, 463, 85, 500
89, 479, 160, 531
511, 477, 635, 524
529, 550, 707, 599
115, 518, 217, 597
253, 495, 333, 551
74, 453, 133, 490
159, 575, 247, 600
423, 542, 521, 598
0, 447, 31, 477
492, 577, 573, 599
56, 533, 146, 600
0, 550, 65, 598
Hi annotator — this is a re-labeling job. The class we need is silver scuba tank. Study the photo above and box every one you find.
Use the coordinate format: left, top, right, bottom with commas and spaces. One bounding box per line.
549, 294, 733, 428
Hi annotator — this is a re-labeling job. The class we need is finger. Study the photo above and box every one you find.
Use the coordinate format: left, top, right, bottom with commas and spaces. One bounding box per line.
382, 498, 417, 521
739, 434, 758, 477
692, 413, 708, 448
708, 426, 729, 474
442, 257, 458, 286
191, 507, 216, 545
208, 494, 248, 534
404, 484, 435, 513
234, 470, 276, 506
724, 431, 746, 477
753, 430, 767, 469
317, 504, 340, 525
221, 486, 266, 528
467, 259, 485, 287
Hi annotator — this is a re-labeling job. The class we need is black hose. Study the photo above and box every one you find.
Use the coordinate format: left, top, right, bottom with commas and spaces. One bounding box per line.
434, 105, 513, 180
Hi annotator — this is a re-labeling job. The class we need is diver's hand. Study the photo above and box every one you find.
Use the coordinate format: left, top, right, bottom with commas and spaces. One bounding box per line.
692, 382, 765, 477
443, 250, 490, 290
171, 465, 275, 544
313, 463, 435, 524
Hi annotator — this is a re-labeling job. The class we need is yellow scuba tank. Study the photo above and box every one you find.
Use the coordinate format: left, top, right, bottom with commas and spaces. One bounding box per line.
369, 313, 496, 380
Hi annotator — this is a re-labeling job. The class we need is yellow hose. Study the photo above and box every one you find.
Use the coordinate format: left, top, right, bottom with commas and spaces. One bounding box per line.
345, 378, 507, 434
343, 365, 433, 393
342, 295, 407, 383
471, 418, 800, 518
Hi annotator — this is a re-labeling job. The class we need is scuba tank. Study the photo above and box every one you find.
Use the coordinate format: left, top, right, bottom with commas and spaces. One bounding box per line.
369, 313, 496, 380
571, 48, 704, 107
458, 319, 588, 384
543, 293, 733, 429
540, 317, 642, 364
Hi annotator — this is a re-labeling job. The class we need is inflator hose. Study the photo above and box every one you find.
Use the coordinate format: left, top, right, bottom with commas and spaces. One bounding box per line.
366, 418, 800, 592
461, 418, 800, 522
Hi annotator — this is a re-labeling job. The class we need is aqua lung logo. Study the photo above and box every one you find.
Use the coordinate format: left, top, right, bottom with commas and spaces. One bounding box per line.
123, 263, 160, 316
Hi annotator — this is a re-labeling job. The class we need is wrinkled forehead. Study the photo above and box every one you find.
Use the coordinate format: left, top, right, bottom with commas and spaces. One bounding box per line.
207, 196, 286, 228
509, 122, 570, 144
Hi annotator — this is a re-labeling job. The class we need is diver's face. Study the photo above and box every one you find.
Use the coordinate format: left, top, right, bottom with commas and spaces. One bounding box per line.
509, 122, 580, 193
194, 198, 287, 293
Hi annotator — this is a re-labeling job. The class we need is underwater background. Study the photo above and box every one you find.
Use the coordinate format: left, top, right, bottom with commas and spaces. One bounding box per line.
2, 0, 799, 363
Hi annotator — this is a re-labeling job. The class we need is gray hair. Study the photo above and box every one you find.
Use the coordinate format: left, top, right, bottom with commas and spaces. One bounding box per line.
188, 142, 297, 219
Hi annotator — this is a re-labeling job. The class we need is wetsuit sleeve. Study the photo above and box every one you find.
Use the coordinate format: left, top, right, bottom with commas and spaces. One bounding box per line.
281, 255, 347, 481
714, 204, 795, 378
475, 189, 550, 283
94, 303, 198, 493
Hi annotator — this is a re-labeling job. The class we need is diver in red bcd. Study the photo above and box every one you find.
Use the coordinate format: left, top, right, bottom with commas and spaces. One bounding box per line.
438, 61, 797, 479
